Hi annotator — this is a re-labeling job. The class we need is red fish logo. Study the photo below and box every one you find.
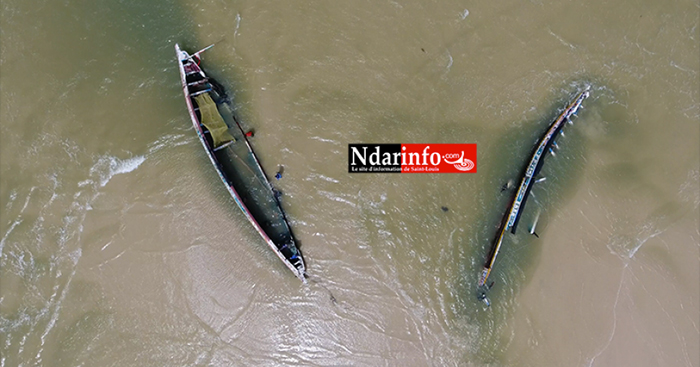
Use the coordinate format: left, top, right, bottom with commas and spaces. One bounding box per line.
443, 151, 475, 171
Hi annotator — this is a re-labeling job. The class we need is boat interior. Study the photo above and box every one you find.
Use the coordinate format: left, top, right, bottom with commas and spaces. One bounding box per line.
182, 58, 303, 269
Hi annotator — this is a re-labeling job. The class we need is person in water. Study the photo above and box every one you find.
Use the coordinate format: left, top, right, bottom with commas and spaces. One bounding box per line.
477, 281, 495, 306
501, 179, 515, 192
275, 165, 284, 180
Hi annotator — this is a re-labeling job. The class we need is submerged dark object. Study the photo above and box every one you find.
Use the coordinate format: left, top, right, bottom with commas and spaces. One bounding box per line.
175, 44, 306, 281
478, 87, 591, 293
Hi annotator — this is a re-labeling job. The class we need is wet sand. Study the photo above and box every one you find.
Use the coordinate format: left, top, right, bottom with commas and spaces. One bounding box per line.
507, 179, 699, 366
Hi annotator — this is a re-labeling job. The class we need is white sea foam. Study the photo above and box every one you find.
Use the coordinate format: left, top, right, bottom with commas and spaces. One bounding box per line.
0, 219, 22, 256
90, 155, 146, 187
309, 136, 339, 145
1, 188, 36, 256
6, 190, 17, 210
446, 50, 453, 71
147, 133, 188, 155
34, 248, 81, 365
306, 173, 340, 184
234, 13, 241, 38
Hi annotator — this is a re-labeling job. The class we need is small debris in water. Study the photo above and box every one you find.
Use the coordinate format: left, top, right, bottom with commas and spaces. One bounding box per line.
441, 206, 449, 212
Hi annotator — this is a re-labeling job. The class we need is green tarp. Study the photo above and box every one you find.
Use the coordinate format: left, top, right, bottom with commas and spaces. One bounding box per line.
194, 93, 234, 148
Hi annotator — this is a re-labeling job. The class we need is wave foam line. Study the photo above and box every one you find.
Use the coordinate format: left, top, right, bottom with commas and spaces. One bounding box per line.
90, 155, 146, 187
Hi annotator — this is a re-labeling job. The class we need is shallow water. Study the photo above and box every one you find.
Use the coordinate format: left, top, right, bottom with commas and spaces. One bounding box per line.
1, 1, 698, 366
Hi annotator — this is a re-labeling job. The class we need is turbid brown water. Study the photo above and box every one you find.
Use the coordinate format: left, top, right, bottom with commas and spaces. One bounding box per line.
1, 1, 698, 366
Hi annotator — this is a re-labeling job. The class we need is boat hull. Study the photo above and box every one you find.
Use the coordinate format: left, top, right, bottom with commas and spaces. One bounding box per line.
479, 87, 590, 289
175, 44, 306, 281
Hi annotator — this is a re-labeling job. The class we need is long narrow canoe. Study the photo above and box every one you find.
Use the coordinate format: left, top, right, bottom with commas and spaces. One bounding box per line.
175, 44, 306, 281
478, 87, 590, 290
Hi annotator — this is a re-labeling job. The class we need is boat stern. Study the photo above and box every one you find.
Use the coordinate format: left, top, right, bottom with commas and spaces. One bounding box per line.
478, 267, 490, 287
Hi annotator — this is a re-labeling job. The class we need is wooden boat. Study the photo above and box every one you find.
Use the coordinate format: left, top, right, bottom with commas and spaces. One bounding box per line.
478, 86, 590, 297
175, 44, 306, 281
